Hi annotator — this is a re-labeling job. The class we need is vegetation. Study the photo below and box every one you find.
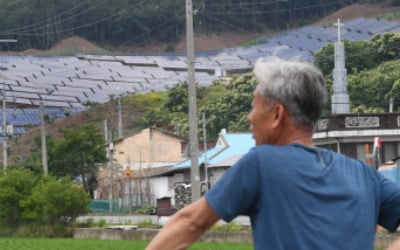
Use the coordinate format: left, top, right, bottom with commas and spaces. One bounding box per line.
314, 32, 400, 112
0, 168, 90, 237
0, 238, 253, 250
134, 205, 156, 215
2, 0, 398, 51
210, 221, 246, 232
48, 125, 107, 198
138, 76, 255, 140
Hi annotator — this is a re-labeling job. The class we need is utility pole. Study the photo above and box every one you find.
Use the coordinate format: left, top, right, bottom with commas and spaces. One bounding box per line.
202, 112, 208, 192
186, 0, 201, 201
389, 97, 394, 113
40, 90, 54, 176
2, 83, 6, 169
0, 40, 16, 171
40, 99, 48, 176
108, 130, 114, 213
117, 97, 123, 139
104, 120, 109, 159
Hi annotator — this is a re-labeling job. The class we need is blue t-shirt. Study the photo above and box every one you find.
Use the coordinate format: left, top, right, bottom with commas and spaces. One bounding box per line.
205, 144, 400, 250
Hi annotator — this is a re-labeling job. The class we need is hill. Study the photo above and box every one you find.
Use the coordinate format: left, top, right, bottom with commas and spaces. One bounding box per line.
6, 3, 400, 166
8, 99, 146, 166
317, 3, 400, 24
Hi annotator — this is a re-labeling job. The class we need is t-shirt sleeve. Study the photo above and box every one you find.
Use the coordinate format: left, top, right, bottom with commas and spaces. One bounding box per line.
377, 172, 400, 232
205, 148, 261, 222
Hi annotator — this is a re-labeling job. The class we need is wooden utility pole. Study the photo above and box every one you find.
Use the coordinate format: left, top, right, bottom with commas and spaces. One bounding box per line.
186, 0, 201, 202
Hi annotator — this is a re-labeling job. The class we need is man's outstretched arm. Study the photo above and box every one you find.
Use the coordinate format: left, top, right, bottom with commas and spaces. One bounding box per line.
146, 197, 220, 250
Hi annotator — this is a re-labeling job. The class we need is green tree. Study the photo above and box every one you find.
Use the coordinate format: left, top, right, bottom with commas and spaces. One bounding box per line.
21, 177, 90, 228
200, 73, 256, 139
15, 136, 55, 175
163, 82, 208, 113
0, 168, 38, 228
371, 32, 400, 62
348, 59, 400, 112
314, 39, 378, 76
48, 125, 106, 198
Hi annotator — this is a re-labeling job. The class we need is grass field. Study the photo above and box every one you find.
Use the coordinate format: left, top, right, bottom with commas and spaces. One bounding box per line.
0, 238, 253, 250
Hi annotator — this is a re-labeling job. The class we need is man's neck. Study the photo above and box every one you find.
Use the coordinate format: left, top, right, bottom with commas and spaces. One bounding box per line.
274, 126, 314, 147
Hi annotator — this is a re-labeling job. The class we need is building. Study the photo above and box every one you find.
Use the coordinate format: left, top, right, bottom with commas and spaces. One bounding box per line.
113, 127, 186, 170
313, 113, 400, 165
96, 127, 186, 209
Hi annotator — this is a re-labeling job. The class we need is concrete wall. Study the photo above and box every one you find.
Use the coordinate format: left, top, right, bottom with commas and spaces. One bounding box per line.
113, 128, 185, 169
209, 168, 228, 186
73, 228, 253, 243
73, 227, 399, 248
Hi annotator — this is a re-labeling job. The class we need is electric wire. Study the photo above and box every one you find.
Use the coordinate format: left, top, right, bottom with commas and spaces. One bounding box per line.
0, 0, 102, 35
197, 0, 348, 15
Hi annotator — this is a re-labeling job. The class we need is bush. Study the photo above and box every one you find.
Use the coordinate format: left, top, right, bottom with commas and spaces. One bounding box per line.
0, 169, 91, 237
210, 222, 243, 232
16, 223, 73, 238
21, 177, 90, 227
134, 206, 155, 215
0, 168, 38, 228
96, 219, 107, 227
137, 220, 159, 229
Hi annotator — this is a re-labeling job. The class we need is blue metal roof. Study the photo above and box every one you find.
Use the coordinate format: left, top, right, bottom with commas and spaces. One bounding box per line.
171, 132, 255, 171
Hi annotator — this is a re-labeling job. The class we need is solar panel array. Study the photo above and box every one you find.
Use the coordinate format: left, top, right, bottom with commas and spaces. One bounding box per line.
0, 17, 398, 141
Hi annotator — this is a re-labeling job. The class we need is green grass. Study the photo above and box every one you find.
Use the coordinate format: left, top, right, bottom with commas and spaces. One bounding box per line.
0, 238, 388, 249
0, 238, 253, 250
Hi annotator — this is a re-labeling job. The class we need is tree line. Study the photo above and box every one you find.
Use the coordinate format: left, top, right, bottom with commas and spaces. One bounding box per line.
138, 32, 400, 140
0, 0, 394, 51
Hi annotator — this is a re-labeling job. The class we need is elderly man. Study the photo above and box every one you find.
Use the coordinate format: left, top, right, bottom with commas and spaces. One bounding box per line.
146, 58, 400, 250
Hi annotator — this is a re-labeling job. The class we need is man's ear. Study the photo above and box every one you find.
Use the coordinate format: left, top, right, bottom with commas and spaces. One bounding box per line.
271, 104, 286, 128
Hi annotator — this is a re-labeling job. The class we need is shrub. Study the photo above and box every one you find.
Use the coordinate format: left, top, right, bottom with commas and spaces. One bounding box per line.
96, 219, 107, 227
210, 222, 243, 232
134, 205, 155, 215
137, 220, 159, 228
21, 177, 90, 227
0, 168, 38, 228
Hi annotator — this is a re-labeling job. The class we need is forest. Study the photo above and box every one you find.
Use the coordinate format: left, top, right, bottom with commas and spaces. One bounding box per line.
133, 32, 400, 140
0, 0, 398, 50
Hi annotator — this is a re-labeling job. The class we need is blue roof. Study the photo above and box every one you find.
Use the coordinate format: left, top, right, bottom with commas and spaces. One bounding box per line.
171, 132, 255, 171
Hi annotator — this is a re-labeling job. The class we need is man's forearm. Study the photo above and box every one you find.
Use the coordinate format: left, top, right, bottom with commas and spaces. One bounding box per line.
146, 197, 220, 250
388, 236, 400, 250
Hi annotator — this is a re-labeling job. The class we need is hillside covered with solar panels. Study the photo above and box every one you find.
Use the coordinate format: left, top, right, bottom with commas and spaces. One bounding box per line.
0, 17, 400, 140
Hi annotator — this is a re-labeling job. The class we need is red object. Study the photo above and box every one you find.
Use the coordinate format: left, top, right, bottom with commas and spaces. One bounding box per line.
373, 137, 381, 149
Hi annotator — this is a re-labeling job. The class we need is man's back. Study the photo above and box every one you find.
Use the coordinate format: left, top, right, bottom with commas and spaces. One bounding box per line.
206, 144, 400, 250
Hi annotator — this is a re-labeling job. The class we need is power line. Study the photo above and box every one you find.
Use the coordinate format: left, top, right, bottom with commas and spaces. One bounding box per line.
1, 0, 148, 37
118, 17, 178, 48
195, 0, 289, 8
0, 0, 153, 38
0, 0, 101, 35
198, 0, 346, 15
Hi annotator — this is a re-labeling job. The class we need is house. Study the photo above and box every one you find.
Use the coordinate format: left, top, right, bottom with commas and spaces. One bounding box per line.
113, 127, 186, 170
169, 129, 255, 207
96, 127, 186, 209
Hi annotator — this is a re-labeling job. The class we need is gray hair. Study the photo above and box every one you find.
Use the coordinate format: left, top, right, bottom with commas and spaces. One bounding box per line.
253, 57, 327, 129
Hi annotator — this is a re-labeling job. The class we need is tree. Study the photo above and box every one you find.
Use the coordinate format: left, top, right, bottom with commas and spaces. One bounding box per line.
163, 82, 208, 113
200, 73, 256, 139
348, 59, 400, 112
21, 177, 90, 229
48, 125, 106, 198
0, 168, 38, 228
371, 32, 400, 62
314, 39, 378, 76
